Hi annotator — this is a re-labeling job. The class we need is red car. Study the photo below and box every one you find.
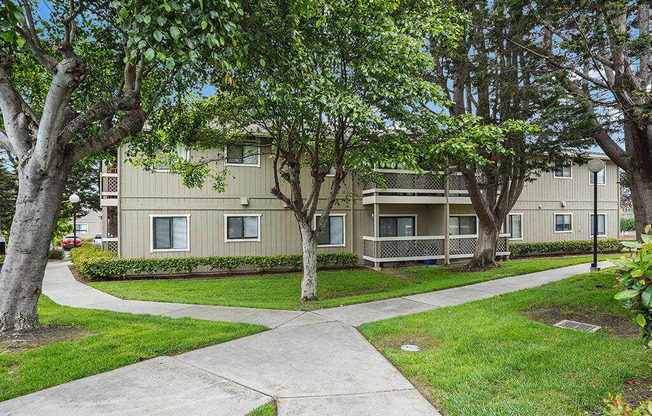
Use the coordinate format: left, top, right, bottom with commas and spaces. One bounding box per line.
62, 236, 82, 251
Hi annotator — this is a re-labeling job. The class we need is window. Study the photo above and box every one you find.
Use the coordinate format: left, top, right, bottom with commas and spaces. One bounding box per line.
379, 216, 415, 237
316, 214, 345, 246
508, 214, 523, 240
449, 216, 477, 235
554, 162, 572, 178
554, 214, 573, 232
74, 223, 89, 234
151, 215, 189, 251
225, 215, 260, 241
154, 145, 189, 171
590, 213, 606, 236
226, 144, 259, 166
589, 167, 606, 185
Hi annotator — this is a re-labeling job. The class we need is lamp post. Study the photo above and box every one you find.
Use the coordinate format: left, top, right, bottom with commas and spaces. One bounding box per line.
69, 194, 80, 248
588, 158, 605, 272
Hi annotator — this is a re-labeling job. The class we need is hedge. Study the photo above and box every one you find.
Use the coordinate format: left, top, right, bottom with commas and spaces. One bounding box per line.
0, 249, 64, 263
71, 249, 359, 280
0, 255, 4, 263
621, 217, 636, 232
510, 238, 625, 257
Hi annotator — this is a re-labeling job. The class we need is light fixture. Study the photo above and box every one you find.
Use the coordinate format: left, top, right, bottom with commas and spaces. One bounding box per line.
588, 158, 605, 173
69, 193, 80, 204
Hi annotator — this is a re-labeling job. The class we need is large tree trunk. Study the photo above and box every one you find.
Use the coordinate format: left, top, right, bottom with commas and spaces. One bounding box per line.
467, 222, 500, 268
0, 162, 67, 332
299, 222, 318, 302
629, 168, 652, 238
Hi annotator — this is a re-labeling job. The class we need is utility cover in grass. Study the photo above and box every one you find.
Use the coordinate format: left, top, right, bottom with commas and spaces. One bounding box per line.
553, 319, 602, 332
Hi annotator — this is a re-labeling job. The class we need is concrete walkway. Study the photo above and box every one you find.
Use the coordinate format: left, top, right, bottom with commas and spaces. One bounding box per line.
0, 260, 611, 416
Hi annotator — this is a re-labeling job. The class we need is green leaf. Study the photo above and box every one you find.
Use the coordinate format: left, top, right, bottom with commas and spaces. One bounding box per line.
622, 241, 643, 249
638, 313, 647, 327
614, 289, 640, 300
166, 57, 175, 69
642, 286, 652, 308
154, 30, 163, 42
144, 48, 155, 61
157, 16, 166, 25
170, 26, 181, 41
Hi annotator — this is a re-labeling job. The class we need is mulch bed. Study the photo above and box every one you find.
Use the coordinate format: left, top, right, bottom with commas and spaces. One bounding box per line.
0, 323, 92, 354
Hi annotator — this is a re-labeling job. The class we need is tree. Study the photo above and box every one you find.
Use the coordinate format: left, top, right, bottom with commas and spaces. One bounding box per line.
0, 0, 248, 331
0, 151, 17, 236
407, 1, 583, 267
148, 0, 461, 301
516, 1, 652, 237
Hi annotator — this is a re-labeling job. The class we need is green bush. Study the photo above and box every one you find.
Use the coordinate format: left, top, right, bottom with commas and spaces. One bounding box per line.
48, 248, 65, 260
83, 237, 94, 243
604, 390, 652, 415
72, 251, 359, 280
621, 217, 636, 232
510, 239, 624, 257
0, 255, 4, 263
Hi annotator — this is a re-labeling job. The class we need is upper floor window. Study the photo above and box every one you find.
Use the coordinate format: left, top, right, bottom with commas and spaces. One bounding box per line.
554, 213, 572, 233
449, 216, 477, 235
380, 216, 415, 237
151, 215, 189, 251
225, 214, 261, 242
589, 167, 606, 185
590, 213, 606, 236
74, 223, 89, 234
154, 145, 189, 172
508, 214, 522, 240
554, 162, 572, 179
316, 214, 345, 246
226, 144, 259, 166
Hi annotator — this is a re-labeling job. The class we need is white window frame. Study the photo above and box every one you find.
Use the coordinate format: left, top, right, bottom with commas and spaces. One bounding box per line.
149, 214, 191, 253
449, 214, 478, 236
588, 212, 607, 237
553, 162, 573, 179
224, 213, 262, 242
224, 144, 260, 168
588, 167, 606, 186
313, 213, 346, 247
378, 214, 418, 237
74, 223, 89, 234
507, 213, 523, 241
553, 213, 573, 233
154, 145, 190, 173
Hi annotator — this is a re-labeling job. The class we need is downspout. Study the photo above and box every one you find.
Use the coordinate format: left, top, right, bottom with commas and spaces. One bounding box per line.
444, 164, 450, 265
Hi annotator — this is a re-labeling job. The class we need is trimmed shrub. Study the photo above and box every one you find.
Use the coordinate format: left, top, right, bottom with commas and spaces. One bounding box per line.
510, 239, 624, 257
621, 217, 636, 232
0, 255, 4, 263
70, 244, 103, 263
72, 251, 359, 280
48, 248, 65, 260
83, 238, 94, 243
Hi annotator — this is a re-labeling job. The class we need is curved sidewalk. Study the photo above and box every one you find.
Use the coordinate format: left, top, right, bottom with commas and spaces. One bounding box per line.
0, 260, 611, 416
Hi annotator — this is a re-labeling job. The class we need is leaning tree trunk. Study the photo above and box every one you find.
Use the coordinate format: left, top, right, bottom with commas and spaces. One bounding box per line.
628, 167, 652, 239
0, 161, 68, 332
467, 222, 500, 268
298, 222, 319, 301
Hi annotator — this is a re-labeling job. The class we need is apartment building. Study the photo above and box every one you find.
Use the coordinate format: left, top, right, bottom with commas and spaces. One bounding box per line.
99, 146, 619, 267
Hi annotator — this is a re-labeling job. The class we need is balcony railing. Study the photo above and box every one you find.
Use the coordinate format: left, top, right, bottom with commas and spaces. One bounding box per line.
100, 163, 118, 207
363, 234, 510, 263
363, 169, 467, 194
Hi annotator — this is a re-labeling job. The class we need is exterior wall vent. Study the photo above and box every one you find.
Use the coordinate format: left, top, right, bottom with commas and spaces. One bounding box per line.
553, 320, 601, 333
240, 197, 249, 206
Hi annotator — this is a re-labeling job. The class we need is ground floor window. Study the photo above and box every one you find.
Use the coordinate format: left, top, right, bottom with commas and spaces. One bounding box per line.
508, 214, 522, 239
590, 213, 606, 236
152, 216, 189, 250
380, 216, 415, 237
225, 215, 260, 241
74, 223, 89, 234
316, 214, 345, 246
554, 214, 573, 232
449, 216, 477, 235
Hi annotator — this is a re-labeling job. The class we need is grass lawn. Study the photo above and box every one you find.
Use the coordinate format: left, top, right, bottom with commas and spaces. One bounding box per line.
89, 254, 621, 310
359, 269, 652, 416
247, 402, 276, 416
0, 296, 265, 402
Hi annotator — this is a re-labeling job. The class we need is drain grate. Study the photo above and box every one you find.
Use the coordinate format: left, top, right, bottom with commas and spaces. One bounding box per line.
400, 344, 421, 352
553, 320, 602, 333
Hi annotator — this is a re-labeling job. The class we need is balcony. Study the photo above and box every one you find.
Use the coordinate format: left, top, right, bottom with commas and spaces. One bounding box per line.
100, 163, 118, 207
363, 234, 510, 263
362, 169, 470, 205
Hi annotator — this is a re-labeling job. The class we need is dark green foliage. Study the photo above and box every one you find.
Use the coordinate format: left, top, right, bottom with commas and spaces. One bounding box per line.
72, 248, 359, 279
510, 239, 624, 257
621, 218, 636, 232
48, 248, 65, 260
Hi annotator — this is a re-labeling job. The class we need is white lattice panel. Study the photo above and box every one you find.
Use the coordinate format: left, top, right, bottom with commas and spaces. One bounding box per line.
450, 237, 477, 255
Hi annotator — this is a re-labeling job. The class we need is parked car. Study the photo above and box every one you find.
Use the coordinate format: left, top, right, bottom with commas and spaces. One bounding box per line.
93, 233, 102, 246
62, 236, 82, 251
